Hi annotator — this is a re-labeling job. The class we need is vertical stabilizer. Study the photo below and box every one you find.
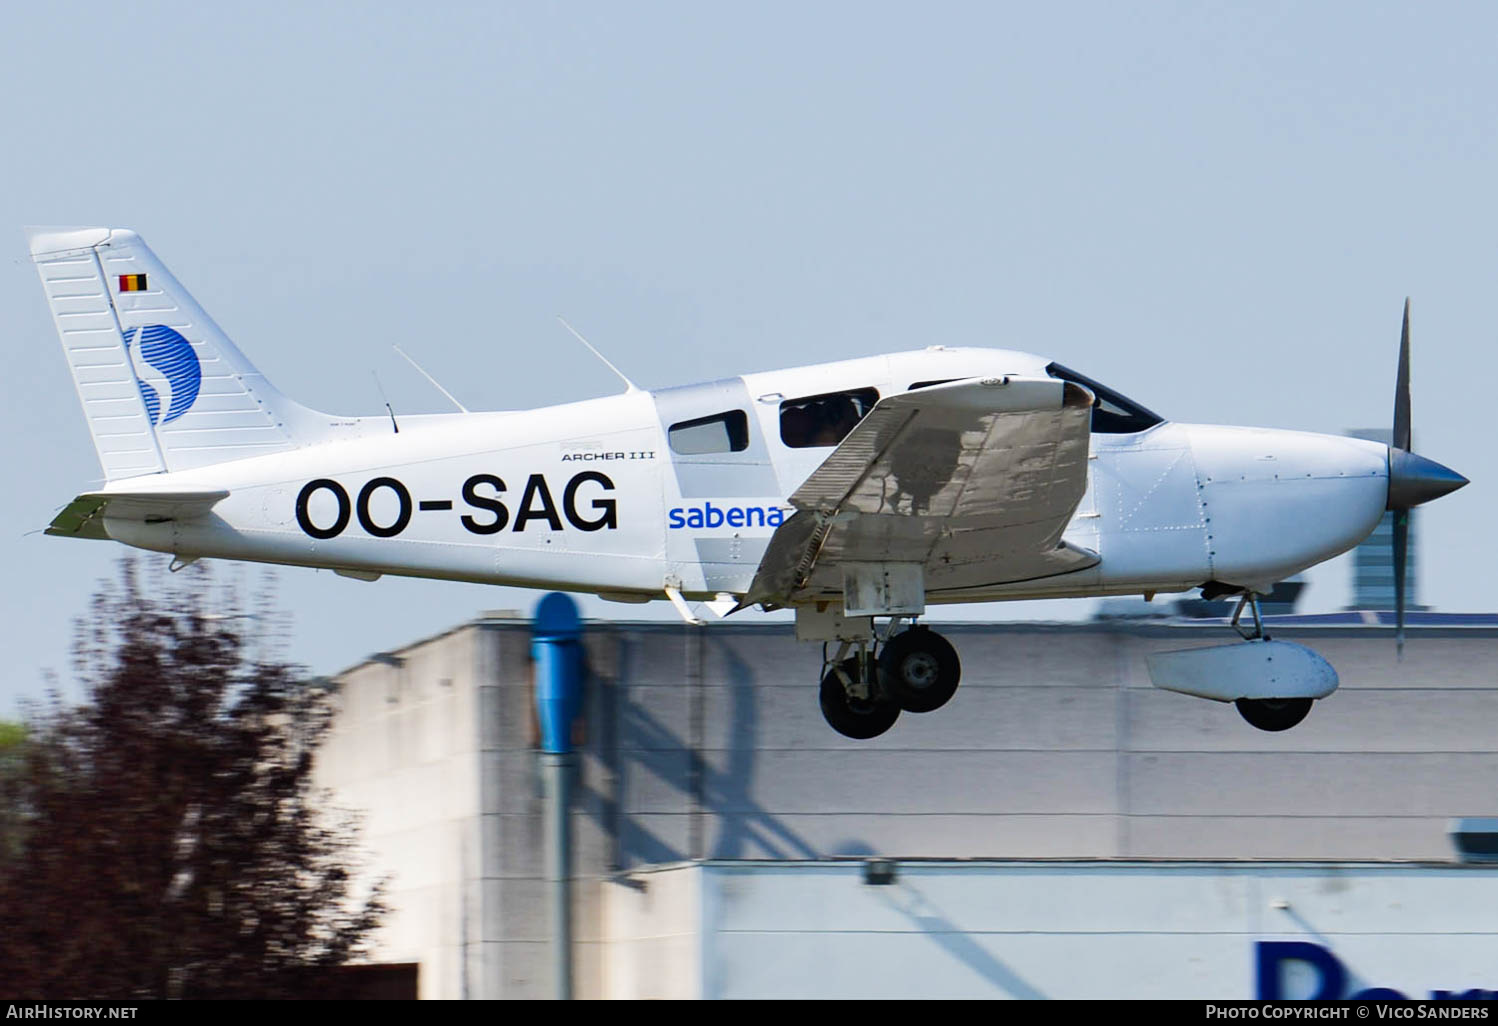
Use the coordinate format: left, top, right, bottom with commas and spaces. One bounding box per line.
28, 227, 332, 479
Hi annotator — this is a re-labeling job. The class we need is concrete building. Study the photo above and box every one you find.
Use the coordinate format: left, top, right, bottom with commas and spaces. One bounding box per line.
315, 614, 1498, 999
606, 860, 1498, 1000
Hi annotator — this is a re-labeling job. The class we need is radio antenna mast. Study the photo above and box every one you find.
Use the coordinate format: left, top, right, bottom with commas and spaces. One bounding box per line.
393, 345, 470, 413
556, 316, 640, 394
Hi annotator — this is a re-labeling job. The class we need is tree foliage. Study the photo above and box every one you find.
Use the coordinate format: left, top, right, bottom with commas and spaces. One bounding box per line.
0, 561, 385, 999
0, 719, 26, 864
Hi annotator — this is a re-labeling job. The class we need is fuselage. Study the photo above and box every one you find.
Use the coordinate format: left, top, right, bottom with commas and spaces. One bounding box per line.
99, 346, 1391, 606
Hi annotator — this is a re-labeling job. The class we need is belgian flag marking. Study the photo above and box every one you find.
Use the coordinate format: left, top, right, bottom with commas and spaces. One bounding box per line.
118, 273, 147, 292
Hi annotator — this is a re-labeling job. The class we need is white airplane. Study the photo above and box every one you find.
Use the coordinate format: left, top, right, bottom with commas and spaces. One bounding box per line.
29, 227, 1468, 739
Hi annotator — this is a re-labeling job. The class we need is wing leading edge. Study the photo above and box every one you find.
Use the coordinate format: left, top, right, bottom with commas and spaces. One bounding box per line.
741, 376, 1098, 610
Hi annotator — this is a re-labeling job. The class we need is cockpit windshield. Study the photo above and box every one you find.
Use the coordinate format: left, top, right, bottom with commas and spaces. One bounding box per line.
1045, 363, 1163, 434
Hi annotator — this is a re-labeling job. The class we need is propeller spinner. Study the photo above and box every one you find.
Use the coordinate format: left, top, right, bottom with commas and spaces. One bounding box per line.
1385, 299, 1468, 657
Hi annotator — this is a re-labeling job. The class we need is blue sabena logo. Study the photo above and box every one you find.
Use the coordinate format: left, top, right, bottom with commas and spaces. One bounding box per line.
668, 501, 788, 530
123, 325, 201, 425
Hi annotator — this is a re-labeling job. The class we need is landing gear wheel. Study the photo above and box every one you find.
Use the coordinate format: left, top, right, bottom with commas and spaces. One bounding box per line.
819, 659, 901, 739
1236, 697, 1313, 732
878, 627, 962, 713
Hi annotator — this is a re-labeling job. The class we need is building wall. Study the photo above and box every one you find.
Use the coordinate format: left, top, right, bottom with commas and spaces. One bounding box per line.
320, 617, 1498, 997
592, 622, 1498, 863
318, 617, 624, 998
602, 861, 700, 1000
606, 860, 1498, 1000
315, 625, 487, 998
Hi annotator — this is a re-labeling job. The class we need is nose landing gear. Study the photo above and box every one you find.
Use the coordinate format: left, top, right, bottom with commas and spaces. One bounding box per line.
1229, 591, 1316, 733
1234, 696, 1313, 732
1147, 590, 1338, 733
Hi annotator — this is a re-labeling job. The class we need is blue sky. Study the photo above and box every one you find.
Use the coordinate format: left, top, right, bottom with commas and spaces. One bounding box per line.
1, 3, 1492, 713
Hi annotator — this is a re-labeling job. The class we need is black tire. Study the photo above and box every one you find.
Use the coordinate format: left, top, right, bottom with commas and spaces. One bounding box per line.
819, 659, 901, 739
878, 627, 962, 713
1236, 697, 1313, 732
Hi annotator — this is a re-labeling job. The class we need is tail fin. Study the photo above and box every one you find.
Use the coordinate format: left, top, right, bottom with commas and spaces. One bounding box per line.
28, 227, 332, 480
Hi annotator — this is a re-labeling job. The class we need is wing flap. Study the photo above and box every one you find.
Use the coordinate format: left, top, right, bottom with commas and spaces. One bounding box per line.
792, 376, 1093, 522
46, 488, 230, 539
743, 376, 1098, 608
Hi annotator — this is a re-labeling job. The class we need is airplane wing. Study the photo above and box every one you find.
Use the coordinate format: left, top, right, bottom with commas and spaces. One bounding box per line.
740, 376, 1098, 610
46, 489, 231, 540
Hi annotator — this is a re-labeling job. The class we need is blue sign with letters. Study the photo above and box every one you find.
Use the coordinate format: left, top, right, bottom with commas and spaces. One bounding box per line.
1256, 941, 1494, 1001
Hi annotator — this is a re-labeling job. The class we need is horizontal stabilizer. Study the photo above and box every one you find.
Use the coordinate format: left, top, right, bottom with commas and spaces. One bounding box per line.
46, 489, 230, 539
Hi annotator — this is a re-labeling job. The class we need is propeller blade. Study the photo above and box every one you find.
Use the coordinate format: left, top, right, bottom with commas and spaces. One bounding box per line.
1393, 508, 1409, 660
1393, 298, 1412, 452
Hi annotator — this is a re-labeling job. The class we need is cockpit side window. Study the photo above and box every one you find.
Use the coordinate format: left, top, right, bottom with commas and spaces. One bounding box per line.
779, 388, 880, 448
1045, 363, 1163, 434
669, 410, 750, 455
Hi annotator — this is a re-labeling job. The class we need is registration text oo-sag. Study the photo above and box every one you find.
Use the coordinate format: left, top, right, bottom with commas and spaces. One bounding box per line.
31, 228, 1467, 739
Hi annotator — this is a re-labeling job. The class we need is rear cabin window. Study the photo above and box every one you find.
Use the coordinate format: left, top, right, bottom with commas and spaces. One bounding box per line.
669, 410, 750, 455
779, 388, 880, 448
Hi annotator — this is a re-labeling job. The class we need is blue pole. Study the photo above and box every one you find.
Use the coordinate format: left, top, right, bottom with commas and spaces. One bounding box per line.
531, 592, 583, 1000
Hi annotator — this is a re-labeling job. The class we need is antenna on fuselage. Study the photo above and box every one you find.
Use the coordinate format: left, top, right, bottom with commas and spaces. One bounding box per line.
371, 371, 399, 434
392, 345, 470, 413
556, 316, 641, 395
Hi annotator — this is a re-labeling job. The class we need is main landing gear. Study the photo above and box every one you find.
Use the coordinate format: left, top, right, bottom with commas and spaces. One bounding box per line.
819, 622, 962, 739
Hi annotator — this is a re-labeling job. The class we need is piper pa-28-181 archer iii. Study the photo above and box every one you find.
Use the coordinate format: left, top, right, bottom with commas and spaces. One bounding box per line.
30, 227, 1469, 738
